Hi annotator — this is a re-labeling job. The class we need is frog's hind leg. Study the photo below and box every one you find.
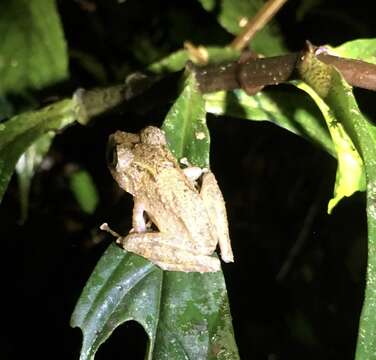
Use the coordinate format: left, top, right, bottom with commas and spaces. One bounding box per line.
117, 232, 220, 273
200, 172, 234, 263
153, 255, 220, 273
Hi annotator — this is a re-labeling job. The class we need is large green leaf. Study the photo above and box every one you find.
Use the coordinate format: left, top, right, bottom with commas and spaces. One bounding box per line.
204, 88, 335, 157
71, 245, 238, 360
296, 46, 376, 359
0, 99, 77, 203
0, 0, 68, 95
71, 74, 239, 359
197, 0, 286, 55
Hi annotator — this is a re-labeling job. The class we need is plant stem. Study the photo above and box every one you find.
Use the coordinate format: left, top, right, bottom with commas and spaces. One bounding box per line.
190, 52, 376, 94
70, 51, 376, 125
230, 0, 288, 51
316, 53, 376, 92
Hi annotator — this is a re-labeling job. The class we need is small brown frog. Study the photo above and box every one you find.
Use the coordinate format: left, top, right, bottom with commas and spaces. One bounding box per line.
101, 126, 233, 272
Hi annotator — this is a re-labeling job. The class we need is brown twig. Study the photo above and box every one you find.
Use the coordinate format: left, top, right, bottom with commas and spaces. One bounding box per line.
72, 50, 376, 125
230, 0, 288, 51
316, 53, 376, 92
190, 52, 376, 94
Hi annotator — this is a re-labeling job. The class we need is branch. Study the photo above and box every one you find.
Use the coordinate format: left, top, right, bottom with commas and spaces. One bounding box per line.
190, 52, 376, 94
71, 50, 376, 125
316, 53, 376, 92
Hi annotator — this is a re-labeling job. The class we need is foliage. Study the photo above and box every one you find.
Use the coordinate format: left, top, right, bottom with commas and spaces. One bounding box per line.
0, 99, 77, 203
1, 0, 375, 359
69, 169, 99, 215
0, 0, 68, 95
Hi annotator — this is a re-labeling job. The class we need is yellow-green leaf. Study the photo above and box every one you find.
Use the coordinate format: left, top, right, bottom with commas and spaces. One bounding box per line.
295, 81, 365, 213
293, 42, 376, 358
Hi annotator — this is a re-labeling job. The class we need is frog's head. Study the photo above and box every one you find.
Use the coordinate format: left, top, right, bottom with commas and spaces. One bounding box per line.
107, 130, 139, 194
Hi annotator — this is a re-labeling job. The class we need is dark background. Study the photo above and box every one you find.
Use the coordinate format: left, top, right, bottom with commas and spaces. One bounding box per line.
1, 0, 375, 359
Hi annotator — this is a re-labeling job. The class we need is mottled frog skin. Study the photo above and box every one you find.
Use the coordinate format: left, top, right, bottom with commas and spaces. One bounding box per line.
102, 126, 233, 272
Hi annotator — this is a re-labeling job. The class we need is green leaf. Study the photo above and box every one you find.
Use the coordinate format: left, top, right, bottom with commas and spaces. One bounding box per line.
71, 244, 239, 360
320, 73, 376, 360
204, 88, 335, 157
197, 0, 286, 56
148, 47, 240, 74
330, 38, 376, 64
295, 48, 368, 213
15, 132, 54, 223
294, 51, 365, 213
0, 0, 68, 95
162, 74, 210, 168
294, 81, 365, 213
0, 99, 77, 203
72, 73, 239, 359
69, 169, 99, 214
295, 47, 376, 357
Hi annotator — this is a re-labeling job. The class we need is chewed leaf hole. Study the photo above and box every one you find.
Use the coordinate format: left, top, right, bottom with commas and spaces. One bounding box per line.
95, 320, 147, 360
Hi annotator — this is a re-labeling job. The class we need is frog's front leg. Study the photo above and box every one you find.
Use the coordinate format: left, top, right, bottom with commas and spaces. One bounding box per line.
101, 198, 147, 236
117, 232, 221, 272
132, 197, 147, 232
200, 172, 234, 263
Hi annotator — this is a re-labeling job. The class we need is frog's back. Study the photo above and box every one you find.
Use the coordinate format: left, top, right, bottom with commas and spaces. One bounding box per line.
144, 167, 217, 254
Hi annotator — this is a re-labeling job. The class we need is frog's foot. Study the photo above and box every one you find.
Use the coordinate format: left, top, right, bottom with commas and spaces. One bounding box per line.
100, 223, 121, 238
117, 232, 221, 273
182, 166, 203, 182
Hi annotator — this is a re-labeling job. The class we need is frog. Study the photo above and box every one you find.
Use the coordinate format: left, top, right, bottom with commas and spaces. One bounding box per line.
101, 126, 234, 272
